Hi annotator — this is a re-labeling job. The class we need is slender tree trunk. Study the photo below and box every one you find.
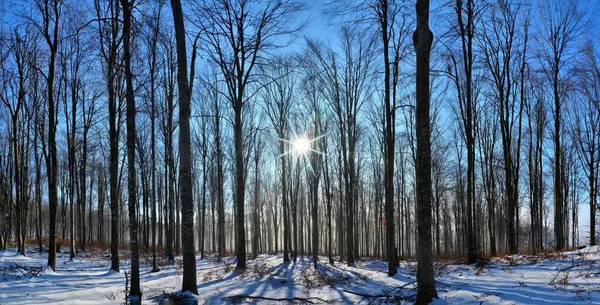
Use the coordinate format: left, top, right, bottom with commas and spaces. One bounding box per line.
149, 5, 160, 273
378, 0, 397, 276
80, 131, 87, 253
280, 137, 290, 263
323, 136, 334, 265
42, 0, 61, 272
554, 78, 564, 250
590, 163, 597, 245
121, 0, 141, 299
234, 104, 247, 270
337, 149, 344, 261
12, 115, 22, 255
253, 146, 260, 259
310, 116, 321, 269
68, 71, 77, 260
100, 0, 121, 273
199, 119, 208, 259
171, 0, 198, 293
215, 100, 225, 261
35, 121, 42, 252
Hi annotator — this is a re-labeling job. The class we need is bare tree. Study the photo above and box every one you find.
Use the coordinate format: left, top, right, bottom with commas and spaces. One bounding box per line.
477, 100, 498, 256
321, 119, 334, 264
212, 76, 226, 262
536, 0, 585, 250
95, 0, 122, 272
194, 98, 210, 259
0, 28, 32, 256
526, 84, 546, 252
145, 2, 162, 273
120, 0, 141, 299
251, 130, 262, 259
59, 12, 89, 259
374, 0, 412, 276
414, 0, 437, 303
574, 42, 600, 246
30, 48, 44, 253
160, 31, 177, 262
76, 23, 99, 255
480, 0, 528, 254
446, 0, 480, 263
299, 63, 323, 269
262, 57, 295, 263
170, 0, 199, 294
32, 0, 63, 271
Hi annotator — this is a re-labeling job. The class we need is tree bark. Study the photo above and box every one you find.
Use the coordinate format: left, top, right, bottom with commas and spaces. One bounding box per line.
170, 0, 198, 293
376, 0, 397, 276
38, 0, 61, 272
234, 104, 246, 270
414, 0, 437, 303
95, 0, 122, 272
149, 4, 160, 272
121, 0, 141, 299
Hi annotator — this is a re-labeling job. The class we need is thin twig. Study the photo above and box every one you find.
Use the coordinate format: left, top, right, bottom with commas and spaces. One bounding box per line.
226, 294, 335, 304
549, 264, 582, 284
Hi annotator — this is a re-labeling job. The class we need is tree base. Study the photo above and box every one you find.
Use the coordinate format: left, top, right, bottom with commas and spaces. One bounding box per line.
128, 295, 141, 305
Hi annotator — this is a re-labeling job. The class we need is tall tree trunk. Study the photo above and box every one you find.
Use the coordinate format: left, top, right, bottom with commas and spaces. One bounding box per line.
164, 47, 176, 262
323, 135, 334, 265
199, 158, 207, 258
12, 114, 22, 255
553, 78, 564, 250
414, 0, 437, 303
165, 115, 174, 261
97, 0, 122, 273
35, 115, 43, 252
291, 160, 300, 260
171, 0, 198, 293
81, 125, 88, 252
253, 144, 260, 259
589, 161, 597, 246
68, 68, 77, 261
121, 0, 141, 299
453, 0, 477, 263
234, 104, 247, 270
215, 98, 225, 261
310, 115, 321, 269
108, 50, 120, 271
337, 149, 344, 261
199, 118, 208, 259
41, 0, 61, 272
149, 5, 161, 273
377, 0, 397, 276
281, 141, 290, 262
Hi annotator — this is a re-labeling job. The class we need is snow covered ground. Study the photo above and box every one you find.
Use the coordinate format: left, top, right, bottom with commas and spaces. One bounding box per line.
1, 246, 600, 304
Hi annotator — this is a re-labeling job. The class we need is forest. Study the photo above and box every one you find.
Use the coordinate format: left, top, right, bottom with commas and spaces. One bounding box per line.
0, 0, 599, 304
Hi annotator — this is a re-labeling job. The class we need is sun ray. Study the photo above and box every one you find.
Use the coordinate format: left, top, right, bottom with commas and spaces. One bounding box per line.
276, 132, 326, 174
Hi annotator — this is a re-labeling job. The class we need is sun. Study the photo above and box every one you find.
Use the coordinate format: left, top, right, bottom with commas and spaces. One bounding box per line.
293, 137, 311, 155
278, 133, 325, 161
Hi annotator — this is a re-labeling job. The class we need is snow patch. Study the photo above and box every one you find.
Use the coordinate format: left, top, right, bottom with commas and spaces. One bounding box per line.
1, 247, 600, 304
